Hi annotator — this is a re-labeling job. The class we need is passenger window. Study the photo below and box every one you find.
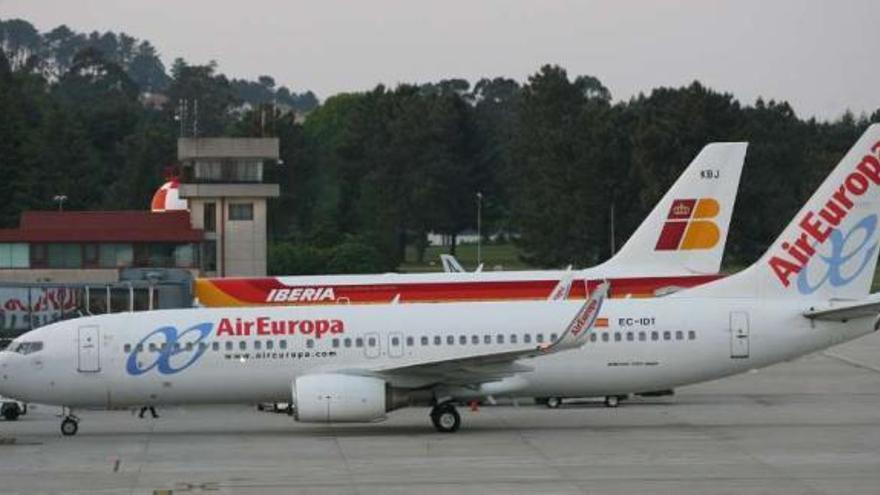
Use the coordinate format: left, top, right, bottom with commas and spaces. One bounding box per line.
524, 334, 532, 344
447, 336, 455, 345
406, 336, 414, 347
638, 332, 646, 342
675, 331, 684, 341
537, 334, 544, 343
124, 344, 132, 353
225, 341, 233, 351
589, 333, 597, 343
497, 334, 505, 344
149, 343, 157, 352
651, 331, 659, 341
136, 344, 144, 352
160, 343, 168, 351
484, 335, 491, 345
550, 333, 558, 341
332, 339, 340, 348
266, 340, 274, 350
421, 336, 429, 346
280, 340, 288, 349
434, 336, 442, 346
254, 341, 262, 350
239, 341, 247, 350
184, 342, 193, 351
307, 339, 315, 349
459, 335, 467, 345
345, 338, 352, 348
174, 343, 182, 351
212, 342, 220, 351
688, 331, 696, 340
356, 338, 364, 348
510, 334, 518, 344
663, 331, 671, 341
626, 332, 634, 342
199, 342, 208, 351
614, 333, 621, 342
368, 337, 377, 347
601, 333, 609, 342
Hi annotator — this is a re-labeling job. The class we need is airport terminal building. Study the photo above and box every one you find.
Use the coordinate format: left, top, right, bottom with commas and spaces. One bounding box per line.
0, 137, 279, 339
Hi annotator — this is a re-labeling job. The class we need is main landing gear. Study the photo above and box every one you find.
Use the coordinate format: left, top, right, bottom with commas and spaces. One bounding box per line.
60, 408, 79, 436
430, 403, 461, 433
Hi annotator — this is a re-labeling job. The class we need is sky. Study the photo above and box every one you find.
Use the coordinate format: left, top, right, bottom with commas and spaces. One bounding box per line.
1, 0, 877, 120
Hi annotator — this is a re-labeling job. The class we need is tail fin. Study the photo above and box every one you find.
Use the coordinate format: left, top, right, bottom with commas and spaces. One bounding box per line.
690, 124, 880, 300
440, 254, 466, 273
599, 142, 747, 276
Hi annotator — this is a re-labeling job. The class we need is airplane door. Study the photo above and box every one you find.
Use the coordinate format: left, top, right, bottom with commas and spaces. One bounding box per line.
388, 332, 404, 358
364, 332, 380, 359
77, 325, 101, 372
730, 311, 749, 359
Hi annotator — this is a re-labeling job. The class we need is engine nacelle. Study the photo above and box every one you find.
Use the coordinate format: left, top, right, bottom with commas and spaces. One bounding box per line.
292, 374, 387, 423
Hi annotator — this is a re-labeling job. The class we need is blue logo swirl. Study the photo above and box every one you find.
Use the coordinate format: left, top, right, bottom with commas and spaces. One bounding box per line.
126, 322, 213, 376
797, 214, 879, 294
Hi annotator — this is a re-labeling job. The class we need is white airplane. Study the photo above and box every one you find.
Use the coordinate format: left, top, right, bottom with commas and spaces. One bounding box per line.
2, 126, 880, 437
195, 142, 748, 306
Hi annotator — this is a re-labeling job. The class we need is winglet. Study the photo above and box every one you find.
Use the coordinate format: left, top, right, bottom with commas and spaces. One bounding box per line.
547, 269, 574, 301
542, 280, 609, 353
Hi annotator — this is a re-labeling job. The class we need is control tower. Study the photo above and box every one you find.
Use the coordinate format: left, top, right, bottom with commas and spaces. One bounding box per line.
177, 138, 280, 277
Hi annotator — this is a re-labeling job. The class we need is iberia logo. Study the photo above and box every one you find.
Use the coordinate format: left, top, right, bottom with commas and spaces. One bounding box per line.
655, 198, 721, 251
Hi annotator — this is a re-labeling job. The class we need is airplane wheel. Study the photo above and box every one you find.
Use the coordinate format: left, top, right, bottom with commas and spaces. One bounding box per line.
430, 404, 461, 433
60, 417, 78, 436
604, 395, 620, 408
2, 404, 20, 421
545, 397, 562, 409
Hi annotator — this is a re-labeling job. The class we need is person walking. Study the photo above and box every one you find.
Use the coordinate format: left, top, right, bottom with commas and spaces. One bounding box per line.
138, 406, 158, 419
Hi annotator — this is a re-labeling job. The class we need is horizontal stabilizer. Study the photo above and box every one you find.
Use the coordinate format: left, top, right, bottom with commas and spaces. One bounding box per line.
804, 295, 880, 321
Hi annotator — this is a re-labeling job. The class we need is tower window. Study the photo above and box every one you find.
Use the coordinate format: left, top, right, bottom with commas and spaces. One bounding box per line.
229, 203, 254, 221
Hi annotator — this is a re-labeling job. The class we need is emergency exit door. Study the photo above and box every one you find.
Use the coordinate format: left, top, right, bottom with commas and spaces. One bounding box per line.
77, 325, 101, 372
730, 311, 749, 359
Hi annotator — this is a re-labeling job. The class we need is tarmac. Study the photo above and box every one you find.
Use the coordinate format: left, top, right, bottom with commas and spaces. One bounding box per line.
1, 332, 880, 495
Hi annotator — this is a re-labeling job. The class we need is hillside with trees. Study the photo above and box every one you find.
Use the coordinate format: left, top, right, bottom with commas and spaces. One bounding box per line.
1, 17, 877, 274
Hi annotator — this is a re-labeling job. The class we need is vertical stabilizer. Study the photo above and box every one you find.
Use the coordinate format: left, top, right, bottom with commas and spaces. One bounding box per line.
599, 142, 747, 276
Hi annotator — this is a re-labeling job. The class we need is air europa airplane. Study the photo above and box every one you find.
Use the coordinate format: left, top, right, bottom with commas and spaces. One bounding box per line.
195, 142, 748, 307
2, 126, 880, 436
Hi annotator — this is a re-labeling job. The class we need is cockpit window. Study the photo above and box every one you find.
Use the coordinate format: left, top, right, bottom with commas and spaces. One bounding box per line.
11, 341, 43, 355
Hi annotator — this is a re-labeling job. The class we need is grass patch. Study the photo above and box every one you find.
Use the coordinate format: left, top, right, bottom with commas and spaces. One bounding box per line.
399, 243, 534, 272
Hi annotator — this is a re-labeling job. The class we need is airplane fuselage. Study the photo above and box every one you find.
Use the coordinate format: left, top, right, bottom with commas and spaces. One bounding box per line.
0, 297, 872, 409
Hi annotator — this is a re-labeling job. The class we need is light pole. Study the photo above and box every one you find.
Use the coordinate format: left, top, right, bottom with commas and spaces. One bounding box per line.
53, 194, 68, 212
476, 192, 483, 266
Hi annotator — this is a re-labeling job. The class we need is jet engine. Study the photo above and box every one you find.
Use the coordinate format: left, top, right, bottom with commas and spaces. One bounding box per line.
292, 374, 388, 423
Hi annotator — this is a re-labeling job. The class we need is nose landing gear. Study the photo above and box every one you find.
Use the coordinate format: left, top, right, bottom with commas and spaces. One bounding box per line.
60, 408, 79, 436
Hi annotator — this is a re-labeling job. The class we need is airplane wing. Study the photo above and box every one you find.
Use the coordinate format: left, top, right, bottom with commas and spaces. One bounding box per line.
368, 281, 609, 387
803, 295, 880, 321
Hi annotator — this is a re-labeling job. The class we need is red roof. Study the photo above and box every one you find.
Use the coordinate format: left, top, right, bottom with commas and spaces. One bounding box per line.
0, 211, 203, 242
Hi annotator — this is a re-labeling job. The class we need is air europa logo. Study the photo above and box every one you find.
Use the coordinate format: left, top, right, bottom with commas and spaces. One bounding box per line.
768, 140, 880, 287
216, 316, 344, 338
655, 198, 721, 251
126, 322, 213, 376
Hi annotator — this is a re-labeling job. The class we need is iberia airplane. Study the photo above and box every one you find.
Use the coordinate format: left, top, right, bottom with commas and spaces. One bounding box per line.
195, 142, 748, 307
2, 126, 879, 435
